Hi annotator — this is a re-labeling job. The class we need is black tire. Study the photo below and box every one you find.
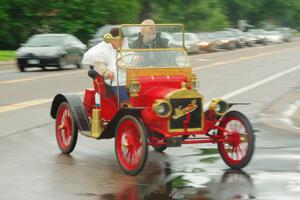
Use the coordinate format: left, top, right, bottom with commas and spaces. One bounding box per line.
115, 115, 148, 175
18, 65, 25, 72
153, 144, 167, 153
55, 102, 78, 154
58, 56, 66, 70
217, 111, 255, 169
76, 63, 82, 69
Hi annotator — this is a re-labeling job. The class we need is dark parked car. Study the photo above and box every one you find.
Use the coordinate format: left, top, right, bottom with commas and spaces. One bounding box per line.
16, 34, 86, 72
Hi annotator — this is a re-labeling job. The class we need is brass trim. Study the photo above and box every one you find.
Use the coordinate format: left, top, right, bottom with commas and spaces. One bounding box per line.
120, 101, 133, 108
128, 74, 140, 97
172, 99, 198, 120
208, 98, 229, 115
126, 67, 192, 86
165, 89, 204, 132
120, 48, 185, 52
91, 108, 102, 138
152, 99, 172, 118
190, 73, 199, 91
118, 23, 185, 51
120, 23, 185, 28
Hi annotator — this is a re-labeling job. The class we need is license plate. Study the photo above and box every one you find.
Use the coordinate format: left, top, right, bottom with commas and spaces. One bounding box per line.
28, 59, 40, 64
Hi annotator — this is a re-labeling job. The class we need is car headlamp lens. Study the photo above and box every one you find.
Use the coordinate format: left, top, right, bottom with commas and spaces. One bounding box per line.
152, 100, 172, 118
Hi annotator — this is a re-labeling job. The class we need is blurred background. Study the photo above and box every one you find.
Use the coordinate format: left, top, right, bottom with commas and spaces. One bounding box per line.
0, 1, 300, 199
1, 0, 300, 50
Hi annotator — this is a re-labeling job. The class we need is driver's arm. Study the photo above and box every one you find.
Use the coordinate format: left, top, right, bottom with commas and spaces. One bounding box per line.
95, 61, 113, 80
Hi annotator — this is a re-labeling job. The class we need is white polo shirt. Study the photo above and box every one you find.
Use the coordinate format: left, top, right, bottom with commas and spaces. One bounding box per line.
82, 41, 126, 86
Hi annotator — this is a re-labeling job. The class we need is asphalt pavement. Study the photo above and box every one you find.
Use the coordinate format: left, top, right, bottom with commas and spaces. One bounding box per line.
0, 41, 300, 200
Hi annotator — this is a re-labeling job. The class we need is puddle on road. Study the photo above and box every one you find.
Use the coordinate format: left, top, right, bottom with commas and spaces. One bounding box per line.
101, 148, 256, 200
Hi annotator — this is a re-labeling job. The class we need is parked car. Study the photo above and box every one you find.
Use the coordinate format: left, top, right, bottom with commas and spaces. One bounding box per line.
88, 24, 140, 48
88, 25, 118, 48
248, 29, 268, 45
16, 34, 86, 72
197, 33, 217, 52
214, 31, 237, 50
173, 32, 199, 53
264, 31, 284, 44
275, 27, 292, 42
225, 28, 247, 48
244, 32, 257, 46
160, 32, 176, 47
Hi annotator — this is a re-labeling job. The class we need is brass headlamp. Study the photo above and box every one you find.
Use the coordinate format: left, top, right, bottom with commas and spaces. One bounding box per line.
208, 98, 229, 115
190, 73, 199, 91
152, 99, 172, 118
103, 33, 121, 43
128, 75, 140, 97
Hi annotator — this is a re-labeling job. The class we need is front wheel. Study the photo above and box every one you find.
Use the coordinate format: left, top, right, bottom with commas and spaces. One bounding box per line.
217, 111, 255, 169
115, 115, 148, 175
58, 56, 66, 70
18, 65, 25, 72
55, 102, 78, 154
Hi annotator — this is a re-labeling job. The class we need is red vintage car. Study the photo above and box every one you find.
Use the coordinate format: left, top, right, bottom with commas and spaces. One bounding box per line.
50, 24, 255, 175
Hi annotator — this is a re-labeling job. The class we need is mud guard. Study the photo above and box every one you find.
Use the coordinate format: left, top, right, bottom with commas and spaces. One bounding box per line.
100, 108, 144, 139
50, 93, 91, 132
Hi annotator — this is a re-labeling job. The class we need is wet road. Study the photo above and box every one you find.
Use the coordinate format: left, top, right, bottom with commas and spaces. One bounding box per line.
0, 40, 300, 200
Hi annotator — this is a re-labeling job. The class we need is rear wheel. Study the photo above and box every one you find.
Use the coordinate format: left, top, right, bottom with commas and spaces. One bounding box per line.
217, 111, 255, 169
55, 102, 78, 154
115, 115, 148, 175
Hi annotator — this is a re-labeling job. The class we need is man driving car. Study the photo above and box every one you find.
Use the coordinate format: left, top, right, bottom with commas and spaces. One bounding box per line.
82, 28, 128, 101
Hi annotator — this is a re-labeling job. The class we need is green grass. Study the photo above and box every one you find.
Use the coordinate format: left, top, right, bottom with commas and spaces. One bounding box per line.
0, 51, 15, 61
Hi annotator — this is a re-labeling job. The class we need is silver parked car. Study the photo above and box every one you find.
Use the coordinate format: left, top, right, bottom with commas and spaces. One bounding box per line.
225, 28, 247, 48
248, 29, 268, 45
275, 27, 292, 42
214, 31, 237, 50
264, 31, 284, 44
173, 32, 199, 53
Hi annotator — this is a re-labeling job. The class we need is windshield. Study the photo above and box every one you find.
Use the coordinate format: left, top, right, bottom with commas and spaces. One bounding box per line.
117, 24, 188, 69
26, 35, 64, 47
118, 50, 189, 68
120, 24, 184, 49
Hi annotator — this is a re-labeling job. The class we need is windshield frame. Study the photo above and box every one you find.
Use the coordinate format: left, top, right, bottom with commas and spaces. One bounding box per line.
119, 23, 186, 51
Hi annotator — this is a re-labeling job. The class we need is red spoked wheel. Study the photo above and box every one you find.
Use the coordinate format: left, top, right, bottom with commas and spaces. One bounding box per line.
115, 115, 148, 175
217, 111, 255, 169
55, 102, 78, 154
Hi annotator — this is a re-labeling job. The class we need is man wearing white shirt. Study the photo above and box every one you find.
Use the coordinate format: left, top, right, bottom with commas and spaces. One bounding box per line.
82, 28, 128, 101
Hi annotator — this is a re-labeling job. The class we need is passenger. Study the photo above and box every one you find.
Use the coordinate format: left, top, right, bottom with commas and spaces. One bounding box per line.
130, 19, 169, 49
82, 28, 128, 102
130, 19, 175, 67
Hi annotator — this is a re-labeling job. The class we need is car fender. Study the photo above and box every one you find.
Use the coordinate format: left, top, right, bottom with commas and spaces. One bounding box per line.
100, 108, 144, 139
50, 93, 90, 132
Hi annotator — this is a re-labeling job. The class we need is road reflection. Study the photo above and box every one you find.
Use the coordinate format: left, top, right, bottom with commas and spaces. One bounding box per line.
102, 161, 255, 200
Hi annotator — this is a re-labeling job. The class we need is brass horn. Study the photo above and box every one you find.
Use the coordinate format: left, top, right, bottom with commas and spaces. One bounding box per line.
103, 33, 114, 43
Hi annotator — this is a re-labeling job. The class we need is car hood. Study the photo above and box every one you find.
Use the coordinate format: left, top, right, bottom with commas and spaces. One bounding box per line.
17, 46, 64, 56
